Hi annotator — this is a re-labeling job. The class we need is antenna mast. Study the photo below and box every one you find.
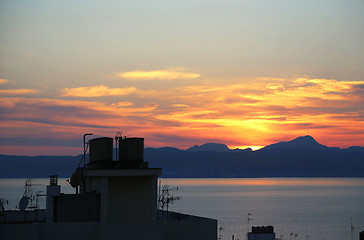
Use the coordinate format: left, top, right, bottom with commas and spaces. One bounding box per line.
218, 226, 224, 240
158, 184, 181, 219
83, 133, 93, 167
115, 131, 122, 161
351, 217, 356, 240
246, 213, 252, 240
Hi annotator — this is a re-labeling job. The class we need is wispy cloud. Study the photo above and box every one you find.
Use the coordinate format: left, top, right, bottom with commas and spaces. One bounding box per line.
61, 85, 137, 97
0, 89, 38, 95
0, 79, 38, 95
119, 68, 200, 80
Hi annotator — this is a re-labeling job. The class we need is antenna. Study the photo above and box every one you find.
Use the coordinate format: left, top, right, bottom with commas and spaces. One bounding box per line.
157, 179, 162, 218
351, 217, 356, 240
218, 226, 224, 240
115, 131, 122, 160
34, 191, 46, 209
83, 133, 93, 166
16, 178, 43, 210
246, 213, 252, 240
158, 184, 181, 219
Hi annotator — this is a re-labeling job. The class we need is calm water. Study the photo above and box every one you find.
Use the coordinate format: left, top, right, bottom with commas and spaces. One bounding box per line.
1, 178, 364, 240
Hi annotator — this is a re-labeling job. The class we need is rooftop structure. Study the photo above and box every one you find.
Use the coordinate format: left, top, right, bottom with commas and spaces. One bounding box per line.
0, 134, 217, 240
248, 226, 276, 240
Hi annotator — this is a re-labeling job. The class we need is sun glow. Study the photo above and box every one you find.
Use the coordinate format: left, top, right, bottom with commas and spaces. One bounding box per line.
231, 146, 265, 151
1, 76, 364, 155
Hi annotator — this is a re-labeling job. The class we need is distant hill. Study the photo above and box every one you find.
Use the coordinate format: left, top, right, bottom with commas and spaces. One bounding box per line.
0, 136, 363, 178
186, 143, 231, 152
261, 135, 329, 151
186, 143, 251, 153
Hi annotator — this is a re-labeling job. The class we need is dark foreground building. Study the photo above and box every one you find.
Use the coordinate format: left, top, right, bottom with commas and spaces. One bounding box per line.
0, 136, 217, 240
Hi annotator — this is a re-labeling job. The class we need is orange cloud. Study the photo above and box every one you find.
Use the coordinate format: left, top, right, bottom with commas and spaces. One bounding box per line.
61, 85, 137, 97
119, 68, 200, 80
1, 76, 363, 155
146, 77, 364, 148
0, 79, 10, 84
111, 102, 134, 107
0, 89, 38, 95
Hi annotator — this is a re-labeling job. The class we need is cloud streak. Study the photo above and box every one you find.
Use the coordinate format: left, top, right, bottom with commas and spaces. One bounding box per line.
0, 89, 38, 95
119, 68, 200, 80
61, 85, 137, 97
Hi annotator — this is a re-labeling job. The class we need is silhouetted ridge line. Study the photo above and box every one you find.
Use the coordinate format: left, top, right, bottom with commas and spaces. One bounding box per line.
259, 135, 329, 152
186, 143, 231, 152
1, 136, 363, 178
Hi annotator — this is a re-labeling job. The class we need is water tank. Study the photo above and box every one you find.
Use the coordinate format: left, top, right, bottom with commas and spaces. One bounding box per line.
252, 226, 274, 233
89, 137, 113, 163
119, 137, 144, 162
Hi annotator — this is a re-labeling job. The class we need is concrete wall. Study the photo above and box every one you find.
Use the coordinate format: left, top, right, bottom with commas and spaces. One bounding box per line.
55, 192, 100, 222
84, 175, 108, 222
85, 174, 158, 223
107, 176, 158, 223
0, 217, 217, 240
161, 219, 217, 240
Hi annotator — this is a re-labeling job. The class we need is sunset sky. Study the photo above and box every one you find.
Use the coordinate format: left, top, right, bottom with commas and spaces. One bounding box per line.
1, 0, 364, 156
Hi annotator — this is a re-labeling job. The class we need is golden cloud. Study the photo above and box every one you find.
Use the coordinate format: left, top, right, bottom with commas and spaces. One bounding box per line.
0, 79, 10, 84
119, 68, 200, 80
149, 77, 364, 147
0, 89, 38, 95
172, 104, 190, 108
61, 85, 137, 97
111, 102, 134, 107
1, 76, 364, 155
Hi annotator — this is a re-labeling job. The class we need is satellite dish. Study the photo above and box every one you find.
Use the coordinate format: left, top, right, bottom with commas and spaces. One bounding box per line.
70, 168, 82, 188
19, 196, 28, 210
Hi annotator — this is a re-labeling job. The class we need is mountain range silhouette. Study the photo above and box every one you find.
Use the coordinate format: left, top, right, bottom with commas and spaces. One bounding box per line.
0, 136, 363, 178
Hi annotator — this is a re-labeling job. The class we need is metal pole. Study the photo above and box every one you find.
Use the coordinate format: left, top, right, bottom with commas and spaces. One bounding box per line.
83, 133, 93, 167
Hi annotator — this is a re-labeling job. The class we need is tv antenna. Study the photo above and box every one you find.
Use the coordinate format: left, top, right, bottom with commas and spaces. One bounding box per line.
158, 181, 181, 219
351, 217, 356, 240
246, 213, 252, 240
115, 131, 123, 160
218, 226, 224, 240
16, 179, 43, 210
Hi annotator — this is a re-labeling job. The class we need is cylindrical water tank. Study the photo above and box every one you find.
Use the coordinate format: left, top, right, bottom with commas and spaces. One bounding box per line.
119, 137, 144, 162
89, 137, 113, 163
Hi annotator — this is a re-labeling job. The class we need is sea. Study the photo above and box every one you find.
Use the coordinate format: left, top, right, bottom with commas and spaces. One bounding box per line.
1, 178, 364, 240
